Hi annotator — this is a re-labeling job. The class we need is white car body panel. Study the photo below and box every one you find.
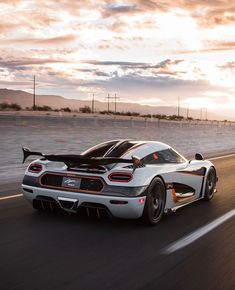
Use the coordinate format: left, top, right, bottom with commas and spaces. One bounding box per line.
21, 140, 217, 220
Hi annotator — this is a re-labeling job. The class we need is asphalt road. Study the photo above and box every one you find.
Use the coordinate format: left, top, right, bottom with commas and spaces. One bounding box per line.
0, 156, 235, 290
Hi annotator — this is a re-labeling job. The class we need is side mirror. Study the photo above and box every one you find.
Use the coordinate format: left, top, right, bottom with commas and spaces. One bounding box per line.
195, 153, 203, 160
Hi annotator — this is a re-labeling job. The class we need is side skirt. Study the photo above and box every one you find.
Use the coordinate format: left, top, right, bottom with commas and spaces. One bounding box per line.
164, 188, 217, 214
164, 197, 204, 214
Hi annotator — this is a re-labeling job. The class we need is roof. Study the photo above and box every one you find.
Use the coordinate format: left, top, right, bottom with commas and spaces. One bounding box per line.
81, 139, 171, 159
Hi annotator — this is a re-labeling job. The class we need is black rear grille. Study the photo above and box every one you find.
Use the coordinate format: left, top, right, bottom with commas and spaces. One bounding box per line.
40, 173, 104, 192
80, 178, 103, 191
41, 174, 63, 187
33, 196, 61, 212
78, 202, 112, 218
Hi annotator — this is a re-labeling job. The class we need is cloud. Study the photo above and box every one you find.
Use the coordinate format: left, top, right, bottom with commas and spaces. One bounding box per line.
0, 0, 234, 113
0, 22, 18, 33
150, 59, 183, 69
94, 71, 110, 77
33, 35, 77, 45
0, 57, 69, 71
91, 71, 216, 105
81, 60, 148, 67
194, 5, 235, 27
107, 19, 127, 32
82, 59, 183, 69
102, 1, 235, 29
105, 3, 137, 14
0, 80, 31, 86
178, 40, 235, 54
0, 0, 21, 5
114, 72, 206, 88
214, 41, 235, 48
0, 35, 77, 46
218, 61, 235, 69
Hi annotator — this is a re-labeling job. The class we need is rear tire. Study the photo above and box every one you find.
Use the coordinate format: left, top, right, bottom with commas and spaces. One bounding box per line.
204, 167, 217, 201
141, 177, 166, 225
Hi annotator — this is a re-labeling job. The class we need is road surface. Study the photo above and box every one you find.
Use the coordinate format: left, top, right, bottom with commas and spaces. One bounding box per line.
0, 155, 234, 290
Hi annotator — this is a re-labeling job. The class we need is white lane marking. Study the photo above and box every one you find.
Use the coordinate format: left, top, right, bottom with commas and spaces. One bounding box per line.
209, 153, 235, 160
0, 194, 23, 201
162, 209, 235, 255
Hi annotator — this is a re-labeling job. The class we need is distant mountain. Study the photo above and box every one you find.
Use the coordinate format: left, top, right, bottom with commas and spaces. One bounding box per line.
0, 88, 228, 120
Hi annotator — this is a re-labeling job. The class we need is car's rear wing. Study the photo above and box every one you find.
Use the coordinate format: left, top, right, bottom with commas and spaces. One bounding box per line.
22, 147, 142, 171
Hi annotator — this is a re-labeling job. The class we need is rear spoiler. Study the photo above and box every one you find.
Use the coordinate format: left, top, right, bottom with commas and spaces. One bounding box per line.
22, 147, 142, 171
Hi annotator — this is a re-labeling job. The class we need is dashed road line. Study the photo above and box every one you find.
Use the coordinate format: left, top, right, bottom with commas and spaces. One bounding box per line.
0, 194, 23, 201
162, 209, 235, 254
209, 153, 235, 160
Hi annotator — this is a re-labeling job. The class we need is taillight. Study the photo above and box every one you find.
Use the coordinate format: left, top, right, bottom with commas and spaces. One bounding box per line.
108, 172, 133, 182
28, 163, 43, 173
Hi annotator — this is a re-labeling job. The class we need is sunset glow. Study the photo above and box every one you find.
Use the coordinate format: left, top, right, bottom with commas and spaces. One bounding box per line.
0, 0, 235, 117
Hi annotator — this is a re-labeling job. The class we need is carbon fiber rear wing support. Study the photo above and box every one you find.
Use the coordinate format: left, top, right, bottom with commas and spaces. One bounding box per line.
22, 147, 142, 172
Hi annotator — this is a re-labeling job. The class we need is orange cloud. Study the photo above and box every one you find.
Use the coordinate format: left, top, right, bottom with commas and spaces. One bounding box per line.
0, 0, 21, 5
0, 22, 18, 33
178, 41, 235, 54
0, 57, 69, 71
0, 34, 77, 46
218, 61, 235, 69
102, 1, 235, 29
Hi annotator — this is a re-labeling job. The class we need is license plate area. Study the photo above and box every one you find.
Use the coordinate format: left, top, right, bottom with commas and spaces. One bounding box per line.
62, 176, 81, 189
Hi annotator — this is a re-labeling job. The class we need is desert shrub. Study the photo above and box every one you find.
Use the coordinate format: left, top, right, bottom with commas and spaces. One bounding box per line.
29, 105, 52, 111
10, 103, 21, 110
79, 106, 91, 113
0, 102, 21, 110
0, 102, 9, 110
124, 111, 140, 117
61, 107, 71, 112
141, 114, 151, 118
168, 115, 184, 120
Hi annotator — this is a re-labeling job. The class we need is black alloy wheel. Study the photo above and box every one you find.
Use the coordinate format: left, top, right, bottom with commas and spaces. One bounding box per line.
204, 167, 217, 200
141, 177, 166, 225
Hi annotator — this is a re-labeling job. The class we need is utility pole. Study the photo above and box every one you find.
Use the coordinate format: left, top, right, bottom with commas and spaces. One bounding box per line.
91, 93, 95, 113
105, 93, 120, 113
33, 75, 36, 110
187, 107, 189, 119
106, 93, 110, 113
178, 96, 180, 117
200, 108, 202, 120
205, 108, 208, 120
114, 93, 120, 113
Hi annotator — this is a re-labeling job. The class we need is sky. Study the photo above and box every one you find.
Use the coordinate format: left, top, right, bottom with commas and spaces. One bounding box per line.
0, 0, 235, 115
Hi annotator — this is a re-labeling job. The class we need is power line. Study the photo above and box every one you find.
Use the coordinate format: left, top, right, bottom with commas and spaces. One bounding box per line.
91, 93, 95, 113
178, 96, 180, 117
200, 108, 202, 120
105, 93, 110, 113
106, 93, 120, 113
114, 93, 120, 113
33, 75, 36, 110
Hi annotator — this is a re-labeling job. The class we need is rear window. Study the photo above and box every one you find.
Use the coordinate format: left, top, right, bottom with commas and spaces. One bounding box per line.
82, 141, 118, 157
81, 140, 136, 158
105, 142, 136, 157
142, 148, 185, 164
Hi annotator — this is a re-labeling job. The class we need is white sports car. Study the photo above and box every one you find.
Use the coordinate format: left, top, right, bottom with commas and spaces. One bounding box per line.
22, 140, 217, 225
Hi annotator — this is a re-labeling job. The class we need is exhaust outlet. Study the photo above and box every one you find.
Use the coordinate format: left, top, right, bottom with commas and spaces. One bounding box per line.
58, 197, 78, 210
